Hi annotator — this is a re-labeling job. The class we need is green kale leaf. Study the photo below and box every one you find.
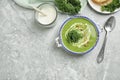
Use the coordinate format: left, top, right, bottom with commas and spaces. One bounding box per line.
101, 0, 120, 12
55, 0, 81, 15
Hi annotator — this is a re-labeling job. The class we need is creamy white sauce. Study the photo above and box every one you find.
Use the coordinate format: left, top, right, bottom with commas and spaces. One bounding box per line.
36, 4, 57, 25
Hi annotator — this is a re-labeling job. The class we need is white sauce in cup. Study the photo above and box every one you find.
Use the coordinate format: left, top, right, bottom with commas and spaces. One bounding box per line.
35, 3, 57, 27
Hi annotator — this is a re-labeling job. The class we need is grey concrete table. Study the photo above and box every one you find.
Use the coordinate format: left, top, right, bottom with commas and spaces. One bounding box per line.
0, 0, 120, 80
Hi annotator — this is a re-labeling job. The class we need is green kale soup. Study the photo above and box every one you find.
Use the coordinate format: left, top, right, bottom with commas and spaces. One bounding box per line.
61, 17, 99, 53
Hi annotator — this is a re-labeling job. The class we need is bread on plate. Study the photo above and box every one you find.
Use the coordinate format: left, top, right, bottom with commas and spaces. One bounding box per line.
92, 0, 113, 6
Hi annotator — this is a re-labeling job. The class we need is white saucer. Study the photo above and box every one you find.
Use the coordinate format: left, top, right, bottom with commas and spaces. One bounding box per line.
88, 0, 120, 14
13, 0, 54, 9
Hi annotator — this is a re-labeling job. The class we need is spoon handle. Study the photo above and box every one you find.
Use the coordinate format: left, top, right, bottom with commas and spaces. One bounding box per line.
97, 33, 107, 64
32, 6, 46, 16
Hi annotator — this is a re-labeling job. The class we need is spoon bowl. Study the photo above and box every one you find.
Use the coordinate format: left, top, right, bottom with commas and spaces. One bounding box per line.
104, 16, 116, 32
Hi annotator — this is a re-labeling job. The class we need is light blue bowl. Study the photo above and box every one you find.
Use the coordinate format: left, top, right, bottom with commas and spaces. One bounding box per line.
57, 16, 99, 55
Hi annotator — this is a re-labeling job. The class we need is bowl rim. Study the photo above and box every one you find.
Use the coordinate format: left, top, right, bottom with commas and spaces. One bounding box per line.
59, 16, 100, 55
35, 2, 58, 26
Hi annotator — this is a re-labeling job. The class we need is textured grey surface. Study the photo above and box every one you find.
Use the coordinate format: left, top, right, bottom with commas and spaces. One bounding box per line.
0, 0, 120, 80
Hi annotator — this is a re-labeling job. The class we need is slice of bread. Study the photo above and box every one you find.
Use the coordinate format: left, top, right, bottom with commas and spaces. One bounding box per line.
92, 0, 113, 6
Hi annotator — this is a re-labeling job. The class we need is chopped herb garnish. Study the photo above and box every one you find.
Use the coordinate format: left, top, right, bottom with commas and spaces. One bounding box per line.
67, 30, 83, 43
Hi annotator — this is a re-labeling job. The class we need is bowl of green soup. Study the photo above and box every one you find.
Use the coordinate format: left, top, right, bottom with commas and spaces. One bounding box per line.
56, 16, 99, 55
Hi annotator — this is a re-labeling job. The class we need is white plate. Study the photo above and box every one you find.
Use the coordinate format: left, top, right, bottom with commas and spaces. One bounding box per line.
13, 0, 54, 9
88, 0, 120, 14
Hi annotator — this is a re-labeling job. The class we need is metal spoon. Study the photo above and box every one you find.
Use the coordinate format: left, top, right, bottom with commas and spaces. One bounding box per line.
97, 16, 116, 64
